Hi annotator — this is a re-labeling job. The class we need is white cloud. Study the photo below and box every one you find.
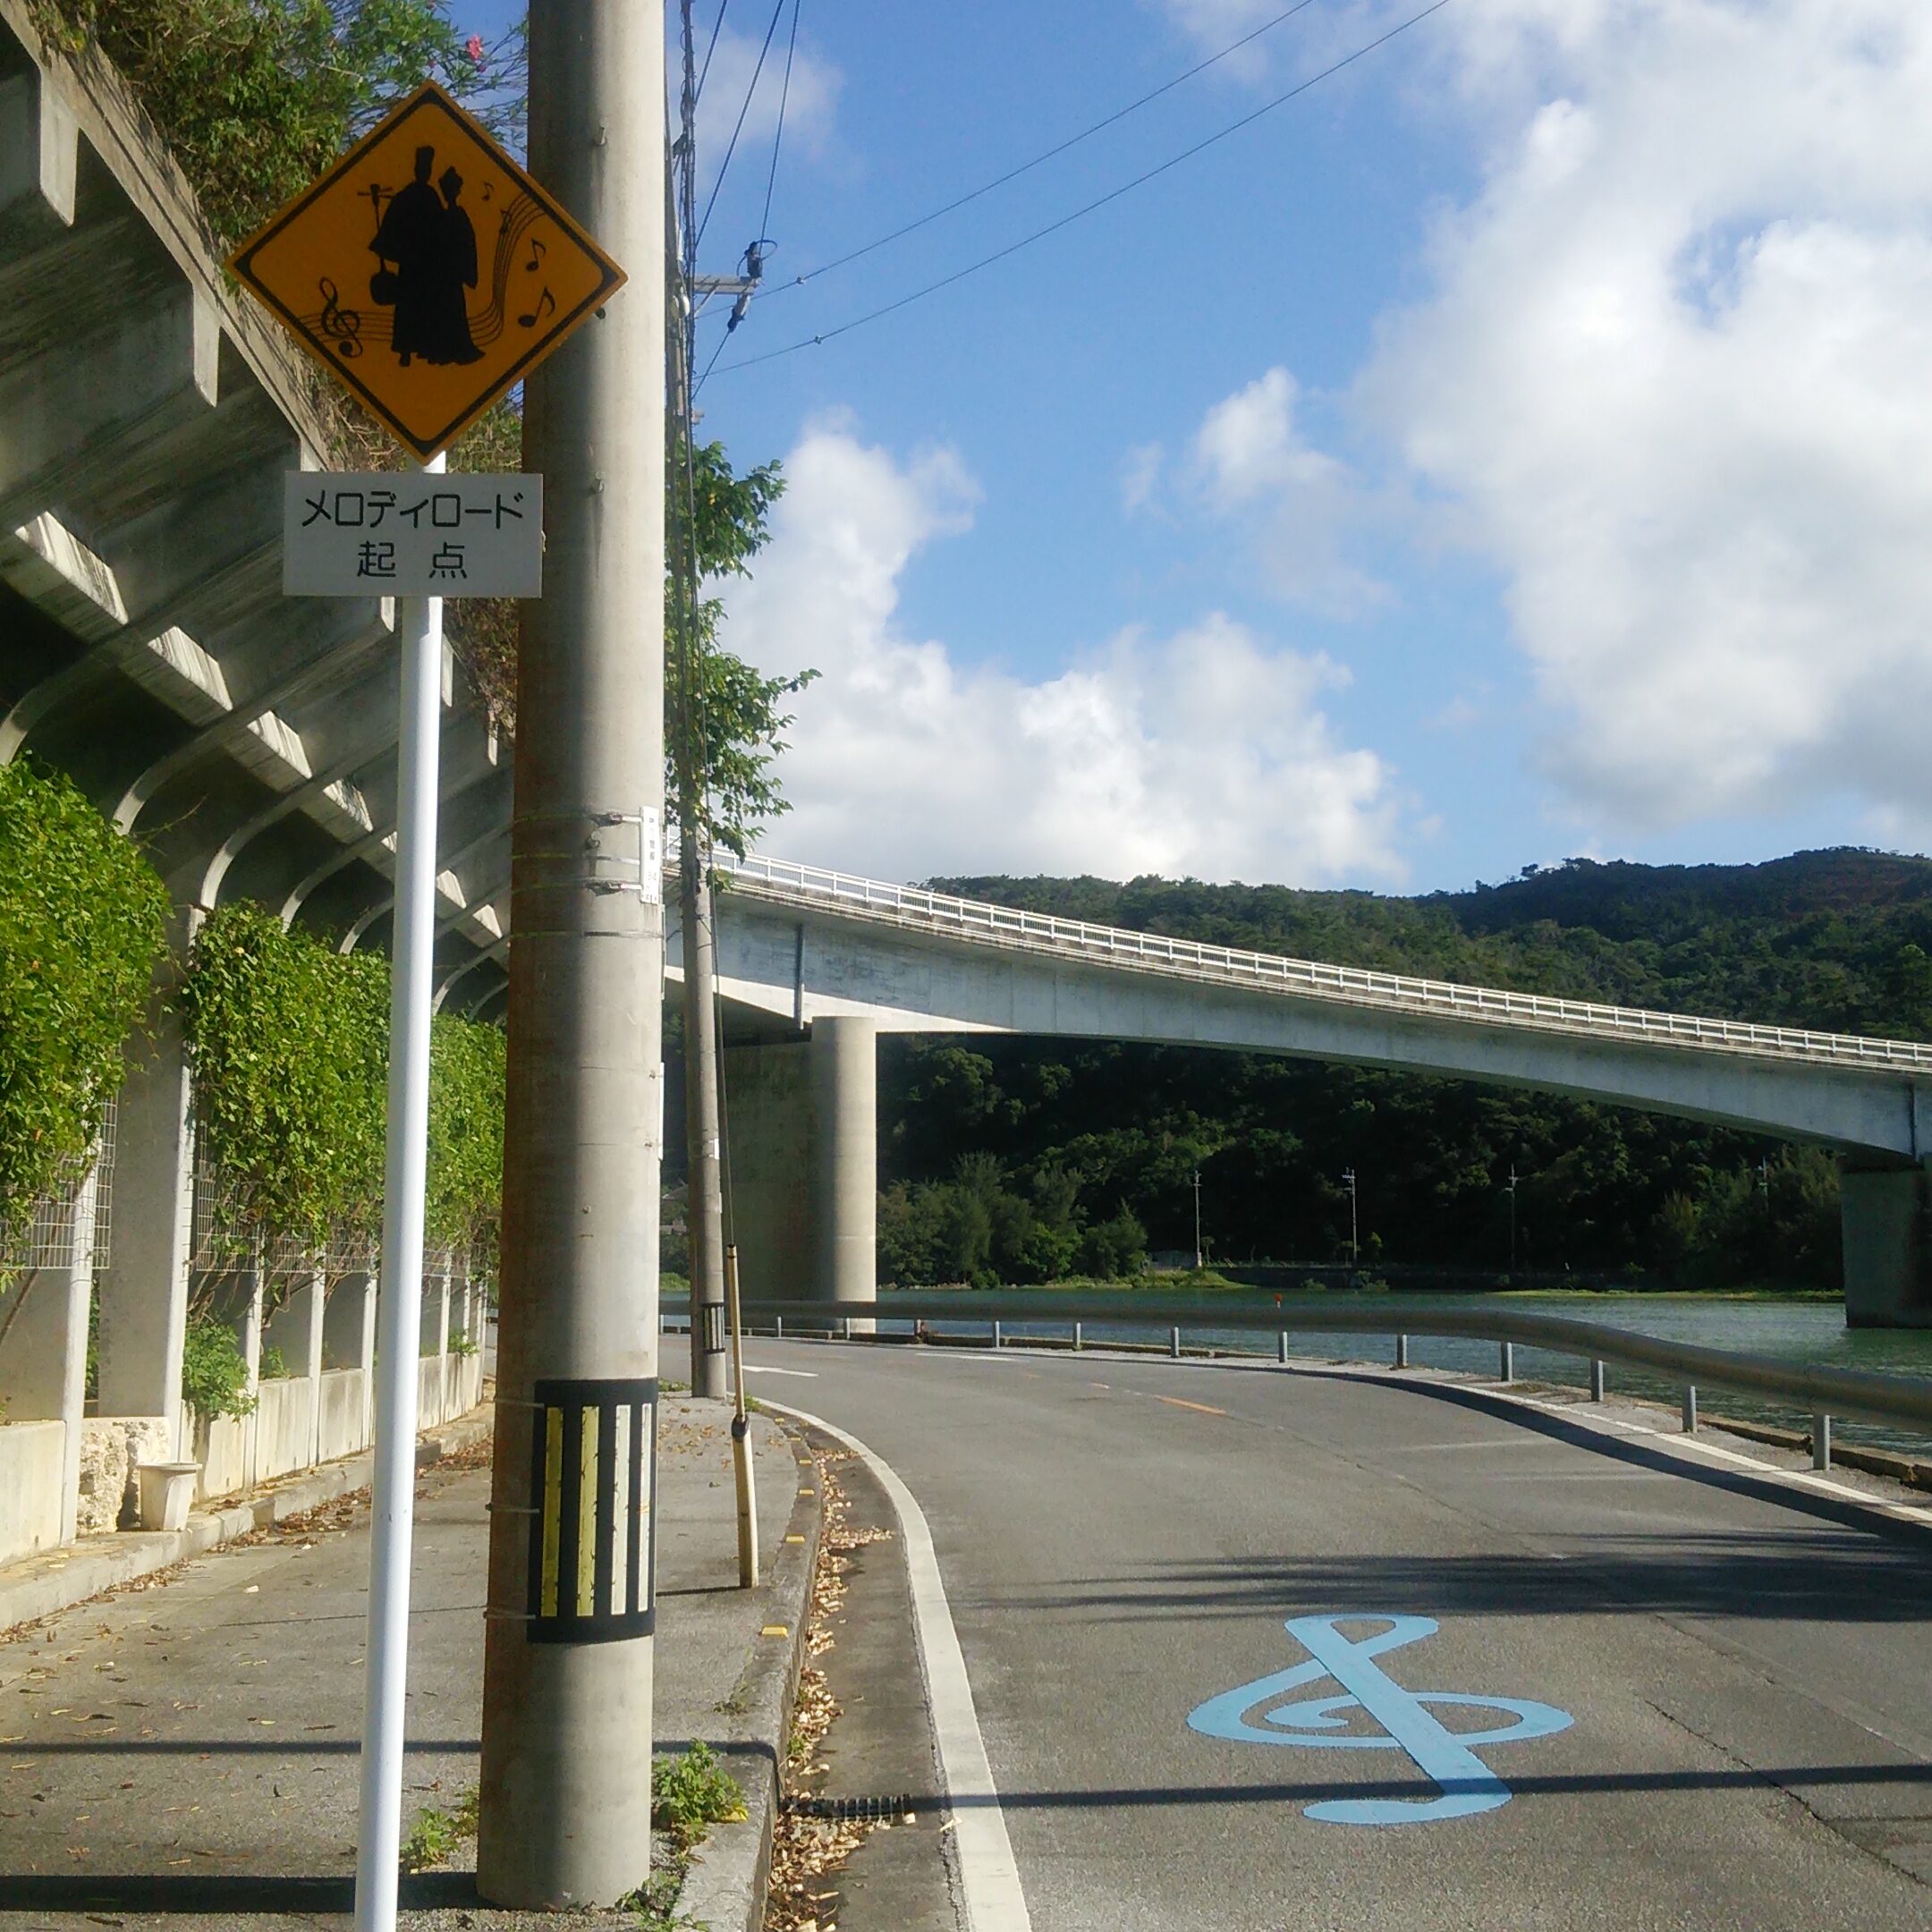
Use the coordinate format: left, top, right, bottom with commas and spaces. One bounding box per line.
719, 419, 1405, 885
1190, 367, 1386, 611
1361, 0, 1932, 833
691, 22, 841, 189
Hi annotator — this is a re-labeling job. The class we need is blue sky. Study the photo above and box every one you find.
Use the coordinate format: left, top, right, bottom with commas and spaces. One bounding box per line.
462, 2, 1932, 894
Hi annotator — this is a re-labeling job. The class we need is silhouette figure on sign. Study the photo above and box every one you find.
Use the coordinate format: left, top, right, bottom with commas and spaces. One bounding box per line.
368, 146, 480, 367
430, 166, 483, 363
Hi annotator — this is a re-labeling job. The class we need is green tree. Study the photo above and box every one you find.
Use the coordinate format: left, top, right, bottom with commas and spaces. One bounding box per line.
669, 440, 816, 860
32, 0, 500, 246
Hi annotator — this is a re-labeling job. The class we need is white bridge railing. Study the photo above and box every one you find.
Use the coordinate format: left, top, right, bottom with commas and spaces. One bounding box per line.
716, 852, 1932, 1075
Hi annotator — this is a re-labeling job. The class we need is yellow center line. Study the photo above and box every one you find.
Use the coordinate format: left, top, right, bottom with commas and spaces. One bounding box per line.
1154, 1394, 1227, 1417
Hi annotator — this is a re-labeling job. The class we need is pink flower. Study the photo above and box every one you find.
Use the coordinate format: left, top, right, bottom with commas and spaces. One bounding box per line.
465, 33, 486, 66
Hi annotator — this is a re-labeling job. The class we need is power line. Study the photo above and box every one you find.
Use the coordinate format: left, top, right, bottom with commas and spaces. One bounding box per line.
708, 0, 1451, 380
758, 0, 1324, 303
697, 0, 787, 246
695, 0, 729, 104
759, 0, 803, 242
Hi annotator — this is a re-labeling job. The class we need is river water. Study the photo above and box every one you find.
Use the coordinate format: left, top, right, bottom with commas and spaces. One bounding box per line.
877, 1293, 1932, 1457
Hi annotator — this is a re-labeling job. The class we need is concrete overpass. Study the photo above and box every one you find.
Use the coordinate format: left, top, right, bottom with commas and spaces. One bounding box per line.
673, 856, 1932, 1330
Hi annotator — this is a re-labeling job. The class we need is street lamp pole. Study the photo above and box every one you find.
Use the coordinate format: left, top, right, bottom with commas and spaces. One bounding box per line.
1342, 1167, 1358, 1267
1507, 1164, 1518, 1273
1192, 1166, 1203, 1271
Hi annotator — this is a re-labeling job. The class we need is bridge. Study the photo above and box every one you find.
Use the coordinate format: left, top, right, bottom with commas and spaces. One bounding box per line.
678, 854, 1932, 1329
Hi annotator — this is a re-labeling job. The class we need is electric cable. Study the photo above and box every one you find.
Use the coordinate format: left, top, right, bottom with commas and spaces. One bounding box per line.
705, 0, 1450, 382
758, 0, 1323, 302
759, 0, 803, 243
698, 0, 789, 246
695, 0, 729, 105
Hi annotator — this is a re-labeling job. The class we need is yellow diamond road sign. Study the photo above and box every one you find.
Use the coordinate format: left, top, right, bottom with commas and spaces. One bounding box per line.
228, 82, 624, 462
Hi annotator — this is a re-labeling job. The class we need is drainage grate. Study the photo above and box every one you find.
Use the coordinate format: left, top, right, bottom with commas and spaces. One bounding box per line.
782, 1792, 914, 1822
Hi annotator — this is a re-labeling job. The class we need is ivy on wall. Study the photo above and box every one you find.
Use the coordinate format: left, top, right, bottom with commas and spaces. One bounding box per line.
0, 758, 168, 1257
182, 904, 390, 1251
427, 1012, 504, 1255
182, 903, 504, 1260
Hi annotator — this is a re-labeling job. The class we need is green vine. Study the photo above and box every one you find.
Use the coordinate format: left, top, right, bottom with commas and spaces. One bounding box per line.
427, 1011, 505, 1254
182, 903, 504, 1260
182, 904, 389, 1252
0, 758, 168, 1259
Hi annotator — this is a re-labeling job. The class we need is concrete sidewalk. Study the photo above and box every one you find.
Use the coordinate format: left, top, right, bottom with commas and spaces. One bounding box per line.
0, 1397, 818, 1932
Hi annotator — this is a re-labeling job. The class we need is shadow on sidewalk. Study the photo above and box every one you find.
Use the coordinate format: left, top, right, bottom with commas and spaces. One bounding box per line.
0, 1870, 476, 1913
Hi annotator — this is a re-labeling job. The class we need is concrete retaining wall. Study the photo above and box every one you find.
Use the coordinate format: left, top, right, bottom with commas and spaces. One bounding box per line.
0, 1422, 66, 1565
317, 1368, 368, 1462
255, 1376, 317, 1482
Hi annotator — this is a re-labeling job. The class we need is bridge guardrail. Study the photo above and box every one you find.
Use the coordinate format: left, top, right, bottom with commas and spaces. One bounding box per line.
714, 853, 1932, 1075
733, 1294, 1932, 1460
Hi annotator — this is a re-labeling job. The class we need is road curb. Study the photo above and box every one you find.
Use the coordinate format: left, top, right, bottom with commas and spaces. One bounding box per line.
676, 1414, 824, 1932
0, 1405, 493, 1636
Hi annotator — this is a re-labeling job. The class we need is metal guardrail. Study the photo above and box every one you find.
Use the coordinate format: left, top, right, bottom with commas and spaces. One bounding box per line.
715, 852, 1932, 1074
737, 1294, 1932, 1469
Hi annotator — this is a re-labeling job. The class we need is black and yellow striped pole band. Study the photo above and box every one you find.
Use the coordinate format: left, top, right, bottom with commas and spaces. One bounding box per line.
525, 1377, 657, 1643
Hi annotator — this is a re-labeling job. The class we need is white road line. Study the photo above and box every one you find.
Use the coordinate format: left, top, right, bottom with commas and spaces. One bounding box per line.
741, 1365, 818, 1377
761, 1399, 1034, 1932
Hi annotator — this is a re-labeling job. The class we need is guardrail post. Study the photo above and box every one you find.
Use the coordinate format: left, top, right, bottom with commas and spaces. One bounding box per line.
992, 1319, 1002, 1351
1682, 1385, 1698, 1434
1813, 1412, 1832, 1471
1590, 1359, 1605, 1402
1394, 1335, 1410, 1369
1072, 1320, 1082, 1352
1170, 1325, 1181, 1359
842, 1315, 852, 1343
1277, 1332, 1288, 1365
1499, 1343, 1514, 1383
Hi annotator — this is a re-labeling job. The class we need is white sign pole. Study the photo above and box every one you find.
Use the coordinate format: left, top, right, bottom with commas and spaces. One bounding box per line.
354, 449, 447, 1932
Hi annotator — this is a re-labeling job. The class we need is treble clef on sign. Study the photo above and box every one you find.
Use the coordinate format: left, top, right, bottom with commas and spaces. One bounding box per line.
318, 276, 363, 359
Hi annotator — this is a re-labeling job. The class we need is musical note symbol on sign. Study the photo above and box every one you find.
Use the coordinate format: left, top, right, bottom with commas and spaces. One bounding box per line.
318, 276, 363, 359
1187, 1615, 1572, 1825
516, 286, 556, 329
525, 237, 547, 274
480, 181, 493, 202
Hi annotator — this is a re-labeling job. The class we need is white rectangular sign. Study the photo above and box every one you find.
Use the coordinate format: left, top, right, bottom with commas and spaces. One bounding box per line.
283, 471, 542, 597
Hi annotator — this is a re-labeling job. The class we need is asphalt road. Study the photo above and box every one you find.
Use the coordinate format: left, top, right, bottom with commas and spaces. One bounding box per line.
687, 1335, 1932, 1932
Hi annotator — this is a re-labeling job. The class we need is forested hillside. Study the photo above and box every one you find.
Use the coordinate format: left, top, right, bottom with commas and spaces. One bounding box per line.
873, 849, 1932, 1292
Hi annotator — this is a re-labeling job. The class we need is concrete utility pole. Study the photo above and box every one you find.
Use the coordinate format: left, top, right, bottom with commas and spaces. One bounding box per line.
668, 22, 728, 1402
477, 0, 666, 1907
1192, 1167, 1203, 1271
1343, 1167, 1359, 1267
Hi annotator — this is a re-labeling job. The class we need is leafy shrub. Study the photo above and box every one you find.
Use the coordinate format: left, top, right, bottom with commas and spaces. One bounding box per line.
652, 1741, 746, 1849
181, 1312, 253, 1419
0, 758, 167, 1258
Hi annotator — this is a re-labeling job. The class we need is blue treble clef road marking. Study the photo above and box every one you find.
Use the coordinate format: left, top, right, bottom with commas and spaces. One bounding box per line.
1187, 1614, 1572, 1825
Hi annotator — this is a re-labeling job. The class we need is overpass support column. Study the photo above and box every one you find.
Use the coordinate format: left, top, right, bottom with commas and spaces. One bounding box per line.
1840, 1158, 1932, 1328
811, 1018, 877, 1310
723, 1020, 877, 1310
723, 1039, 812, 1301
95, 987, 193, 1446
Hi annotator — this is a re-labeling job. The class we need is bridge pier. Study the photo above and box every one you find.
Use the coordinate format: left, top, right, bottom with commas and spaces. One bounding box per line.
1840, 1157, 1932, 1327
724, 1017, 877, 1316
